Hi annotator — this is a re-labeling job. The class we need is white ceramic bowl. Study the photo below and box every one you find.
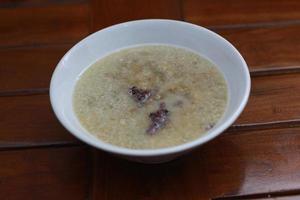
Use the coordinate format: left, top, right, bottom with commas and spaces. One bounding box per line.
50, 19, 250, 163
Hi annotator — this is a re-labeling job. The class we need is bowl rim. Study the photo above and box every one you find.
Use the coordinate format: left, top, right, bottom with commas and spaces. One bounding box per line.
50, 19, 251, 157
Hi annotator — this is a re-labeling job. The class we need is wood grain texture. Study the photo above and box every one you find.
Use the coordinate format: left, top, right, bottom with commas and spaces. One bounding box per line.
92, 127, 300, 200
216, 25, 300, 69
0, 1, 89, 48
0, 95, 78, 147
0, 146, 90, 200
1, 1, 300, 199
91, 0, 181, 31
236, 73, 300, 125
183, 0, 300, 27
0, 45, 71, 91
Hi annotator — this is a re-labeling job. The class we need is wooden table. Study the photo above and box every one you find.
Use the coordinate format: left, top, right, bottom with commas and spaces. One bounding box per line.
1, 0, 300, 199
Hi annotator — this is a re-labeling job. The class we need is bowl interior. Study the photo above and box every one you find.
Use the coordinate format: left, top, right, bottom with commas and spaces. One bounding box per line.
50, 20, 250, 156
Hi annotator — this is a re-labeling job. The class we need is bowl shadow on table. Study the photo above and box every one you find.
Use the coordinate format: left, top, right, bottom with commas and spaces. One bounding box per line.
93, 136, 246, 200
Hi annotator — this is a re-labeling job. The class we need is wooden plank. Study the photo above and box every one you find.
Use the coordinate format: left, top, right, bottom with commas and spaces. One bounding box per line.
0, 95, 78, 147
183, 0, 300, 27
92, 127, 300, 200
0, 146, 90, 200
91, 0, 181, 31
2, 25, 300, 91
236, 73, 300, 125
0, 1, 89, 48
1, 72, 300, 148
216, 25, 300, 69
0, 45, 71, 91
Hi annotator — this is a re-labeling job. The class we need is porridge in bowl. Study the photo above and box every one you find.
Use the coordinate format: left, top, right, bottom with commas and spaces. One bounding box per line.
73, 45, 228, 149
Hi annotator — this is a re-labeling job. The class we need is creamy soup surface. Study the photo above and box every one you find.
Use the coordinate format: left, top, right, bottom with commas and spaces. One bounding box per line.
73, 45, 228, 149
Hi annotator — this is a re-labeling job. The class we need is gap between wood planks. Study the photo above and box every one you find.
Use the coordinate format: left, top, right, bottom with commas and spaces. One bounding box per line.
0, 141, 81, 151
0, 0, 87, 9
207, 19, 300, 31
227, 119, 300, 134
213, 188, 300, 199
